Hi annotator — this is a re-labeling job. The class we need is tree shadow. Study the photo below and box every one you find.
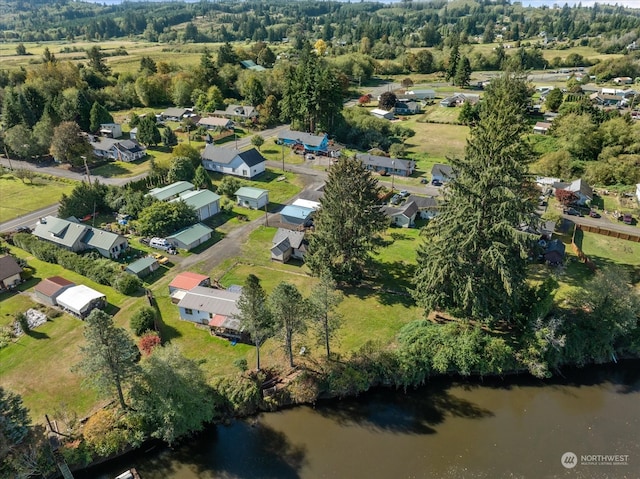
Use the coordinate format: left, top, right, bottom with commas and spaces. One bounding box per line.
315, 382, 493, 435
153, 304, 181, 343
24, 329, 49, 340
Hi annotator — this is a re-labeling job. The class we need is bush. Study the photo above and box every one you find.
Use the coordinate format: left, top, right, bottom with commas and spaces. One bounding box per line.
130, 307, 156, 336
138, 331, 161, 355
113, 273, 142, 295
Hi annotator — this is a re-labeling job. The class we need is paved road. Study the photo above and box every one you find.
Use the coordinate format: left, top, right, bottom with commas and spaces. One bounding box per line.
563, 212, 639, 236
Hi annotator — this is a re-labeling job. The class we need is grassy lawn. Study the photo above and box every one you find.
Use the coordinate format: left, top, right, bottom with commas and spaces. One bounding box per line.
91, 157, 151, 178
260, 139, 305, 166
0, 172, 76, 223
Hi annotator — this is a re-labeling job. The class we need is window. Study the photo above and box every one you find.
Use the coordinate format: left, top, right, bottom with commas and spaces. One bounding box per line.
209, 313, 213, 319
232, 167, 236, 173
185, 308, 193, 315
243, 169, 247, 176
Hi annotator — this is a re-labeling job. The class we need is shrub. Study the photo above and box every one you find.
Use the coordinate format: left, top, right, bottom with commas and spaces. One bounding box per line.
113, 273, 142, 295
15, 312, 30, 335
138, 331, 161, 355
130, 307, 156, 336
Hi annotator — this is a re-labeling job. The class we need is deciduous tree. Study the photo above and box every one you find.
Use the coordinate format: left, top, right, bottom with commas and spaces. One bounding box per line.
250, 134, 264, 151
378, 91, 397, 111
135, 201, 197, 237
50, 121, 93, 166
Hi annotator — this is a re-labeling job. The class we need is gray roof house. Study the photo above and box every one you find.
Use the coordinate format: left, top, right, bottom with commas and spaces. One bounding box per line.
271, 228, 307, 263
235, 186, 269, 210
213, 104, 259, 121
177, 286, 243, 339
279, 205, 315, 226
553, 179, 593, 206
431, 164, 455, 183
407, 195, 439, 219
356, 153, 415, 177
34, 276, 74, 305
170, 189, 221, 221
32, 216, 128, 259
0, 255, 23, 291
201, 145, 266, 179
394, 100, 421, 115
405, 89, 436, 100
90, 137, 146, 162
544, 239, 566, 265
99, 123, 122, 138
382, 201, 419, 228
147, 181, 195, 202
161, 107, 191, 121
197, 117, 234, 130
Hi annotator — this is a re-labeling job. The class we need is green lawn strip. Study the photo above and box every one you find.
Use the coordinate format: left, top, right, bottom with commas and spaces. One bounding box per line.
0, 173, 76, 223
90, 157, 151, 178
0, 293, 35, 323
403, 119, 469, 162
260, 139, 305, 165
579, 231, 640, 268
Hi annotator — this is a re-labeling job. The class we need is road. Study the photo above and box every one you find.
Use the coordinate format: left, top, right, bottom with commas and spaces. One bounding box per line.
562, 212, 640, 236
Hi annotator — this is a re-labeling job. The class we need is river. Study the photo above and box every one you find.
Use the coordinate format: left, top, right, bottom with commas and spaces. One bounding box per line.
77, 361, 640, 479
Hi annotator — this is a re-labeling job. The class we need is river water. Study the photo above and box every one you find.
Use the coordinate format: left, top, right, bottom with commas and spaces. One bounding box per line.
77, 361, 639, 479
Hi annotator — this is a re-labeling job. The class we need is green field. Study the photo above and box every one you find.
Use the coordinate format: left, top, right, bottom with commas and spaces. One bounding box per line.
0, 172, 76, 223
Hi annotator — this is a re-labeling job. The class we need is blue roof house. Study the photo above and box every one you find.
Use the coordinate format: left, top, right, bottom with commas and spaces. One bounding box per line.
280, 205, 315, 226
277, 129, 329, 153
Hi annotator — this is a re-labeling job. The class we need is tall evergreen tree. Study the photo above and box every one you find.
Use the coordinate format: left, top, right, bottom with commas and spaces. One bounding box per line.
308, 272, 343, 359
75, 310, 140, 411
192, 165, 212, 190
454, 56, 472, 87
306, 156, 388, 283
89, 101, 114, 132
161, 126, 178, 147
413, 74, 536, 324
137, 116, 161, 146
235, 274, 273, 370
269, 282, 306, 368
445, 42, 460, 83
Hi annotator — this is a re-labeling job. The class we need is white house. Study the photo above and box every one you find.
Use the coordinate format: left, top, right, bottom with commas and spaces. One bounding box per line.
201, 145, 266, 179
177, 286, 243, 339
90, 137, 146, 162
382, 201, 418, 228
197, 117, 234, 130
407, 195, 439, 219
235, 186, 269, 209
170, 189, 221, 221
161, 107, 191, 122
431, 164, 455, 183
553, 178, 593, 206
56, 285, 106, 318
99, 123, 122, 138
635, 183, 640, 204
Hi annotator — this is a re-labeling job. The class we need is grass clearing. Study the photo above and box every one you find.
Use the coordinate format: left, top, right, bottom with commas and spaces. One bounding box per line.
91, 157, 151, 178
0, 173, 76, 223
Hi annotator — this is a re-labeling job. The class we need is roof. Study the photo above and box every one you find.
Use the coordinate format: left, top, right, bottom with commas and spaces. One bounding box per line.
356, 153, 413, 171
280, 205, 315, 220
170, 272, 210, 291
277, 129, 327, 147
240, 60, 266, 72
225, 104, 258, 117
177, 286, 241, 317
56, 285, 105, 311
238, 148, 267, 168
370, 108, 394, 117
235, 186, 269, 200
82, 227, 125, 251
198, 117, 232, 128
148, 181, 194, 201
34, 276, 74, 296
272, 228, 305, 249
32, 216, 88, 249
406, 195, 438, 209
431, 163, 454, 178
0, 256, 23, 281
382, 201, 419, 219
167, 223, 214, 245
292, 198, 320, 210
567, 178, 593, 200
546, 239, 566, 256
90, 136, 119, 152
534, 122, 552, 130
125, 256, 158, 274
162, 107, 189, 118
171, 189, 221, 210
115, 139, 145, 154
201, 144, 237, 164
271, 237, 291, 255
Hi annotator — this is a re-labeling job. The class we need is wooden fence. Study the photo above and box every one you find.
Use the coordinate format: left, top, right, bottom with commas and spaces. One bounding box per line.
577, 224, 640, 243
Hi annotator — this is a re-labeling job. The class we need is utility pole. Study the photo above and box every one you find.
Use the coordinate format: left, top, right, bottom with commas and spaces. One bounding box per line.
281, 142, 285, 172
391, 160, 395, 191
264, 203, 268, 226
3, 144, 13, 170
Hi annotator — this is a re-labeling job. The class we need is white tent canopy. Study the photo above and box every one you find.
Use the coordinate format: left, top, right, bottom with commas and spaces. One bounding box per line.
56, 285, 105, 317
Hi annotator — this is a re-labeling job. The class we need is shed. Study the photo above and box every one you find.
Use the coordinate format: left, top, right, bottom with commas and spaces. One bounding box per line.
544, 239, 566, 265
271, 228, 307, 263
167, 223, 214, 251
34, 276, 74, 305
370, 108, 394, 120
0, 255, 23, 291
171, 189, 221, 221
280, 205, 315, 226
147, 181, 194, 202
235, 186, 269, 210
56, 285, 106, 318
125, 256, 159, 278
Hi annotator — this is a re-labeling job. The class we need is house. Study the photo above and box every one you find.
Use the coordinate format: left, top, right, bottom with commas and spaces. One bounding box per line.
34, 276, 74, 305
147, 181, 195, 202
125, 256, 159, 278
407, 195, 439, 219
161, 107, 190, 122
636, 183, 640, 204
201, 145, 266, 179
177, 286, 243, 339
540, 220, 557, 240
277, 129, 329, 154
405, 89, 436, 100
129, 127, 138, 140
370, 108, 395, 120
170, 189, 221, 221
56, 285, 106, 318
0, 255, 23, 291
440, 93, 480, 107
213, 104, 259, 121
235, 186, 269, 210
553, 178, 593, 206
589, 92, 622, 107
394, 101, 421, 115
533, 121, 552, 135
271, 228, 307, 263
169, 272, 210, 295
99, 123, 122, 138
32, 216, 128, 259
613, 77, 633, 85
431, 164, 455, 183
356, 153, 415, 177
240, 59, 266, 72
544, 239, 566, 265
382, 201, 419, 228
279, 205, 315, 227
167, 223, 214, 251
197, 117, 234, 130
90, 137, 146, 162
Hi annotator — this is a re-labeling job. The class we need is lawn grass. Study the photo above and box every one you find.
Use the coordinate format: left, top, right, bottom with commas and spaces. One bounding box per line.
0, 172, 76, 223
90, 157, 151, 178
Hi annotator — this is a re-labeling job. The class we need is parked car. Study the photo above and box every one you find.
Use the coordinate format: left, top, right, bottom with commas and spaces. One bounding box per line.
623, 214, 633, 225
152, 252, 170, 265
564, 208, 583, 217
390, 194, 402, 205
139, 237, 150, 245
149, 237, 172, 250
15, 226, 31, 233
589, 210, 601, 218
431, 179, 443, 186
399, 190, 410, 198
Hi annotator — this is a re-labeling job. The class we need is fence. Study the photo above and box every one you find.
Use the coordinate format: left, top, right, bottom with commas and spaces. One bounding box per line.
576, 224, 640, 243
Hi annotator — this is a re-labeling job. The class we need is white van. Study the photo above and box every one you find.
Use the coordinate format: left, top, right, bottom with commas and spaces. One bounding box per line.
149, 237, 172, 250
